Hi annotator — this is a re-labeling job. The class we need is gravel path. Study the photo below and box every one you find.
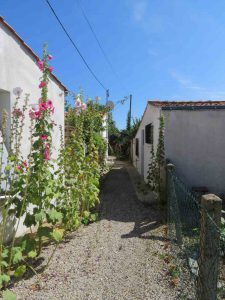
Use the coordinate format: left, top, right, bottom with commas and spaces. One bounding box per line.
12, 163, 176, 300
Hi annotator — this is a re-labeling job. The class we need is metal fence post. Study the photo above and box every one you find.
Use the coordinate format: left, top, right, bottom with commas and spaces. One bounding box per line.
167, 163, 183, 246
197, 194, 222, 300
159, 164, 167, 205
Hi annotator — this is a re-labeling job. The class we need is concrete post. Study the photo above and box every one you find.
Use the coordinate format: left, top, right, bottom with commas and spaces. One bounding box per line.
197, 194, 222, 300
159, 164, 167, 205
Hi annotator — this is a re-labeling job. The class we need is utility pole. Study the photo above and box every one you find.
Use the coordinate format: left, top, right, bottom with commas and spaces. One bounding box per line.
129, 94, 132, 130
106, 89, 109, 104
129, 94, 132, 119
105, 89, 109, 159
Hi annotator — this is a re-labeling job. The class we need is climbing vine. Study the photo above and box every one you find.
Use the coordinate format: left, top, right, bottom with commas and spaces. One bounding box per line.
147, 114, 165, 195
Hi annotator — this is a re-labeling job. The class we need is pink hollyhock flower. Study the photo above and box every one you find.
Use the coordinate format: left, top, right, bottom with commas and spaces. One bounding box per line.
41, 135, 48, 141
23, 160, 28, 168
38, 60, 44, 71
39, 102, 48, 111
39, 82, 46, 88
49, 66, 53, 73
76, 98, 82, 108
47, 100, 54, 113
34, 111, 41, 119
47, 100, 53, 108
16, 165, 22, 171
48, 54, 53, 60
29, 109, 41, 120
44, 144, 50, 161
82, 103, 87, 110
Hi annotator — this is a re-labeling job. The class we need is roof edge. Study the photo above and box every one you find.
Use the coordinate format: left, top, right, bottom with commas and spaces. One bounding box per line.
148, 100, 225, 109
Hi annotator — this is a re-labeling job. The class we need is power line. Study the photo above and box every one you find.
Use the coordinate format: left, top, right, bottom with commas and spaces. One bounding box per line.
76, 0, 128, 92
45, 0, 107, 91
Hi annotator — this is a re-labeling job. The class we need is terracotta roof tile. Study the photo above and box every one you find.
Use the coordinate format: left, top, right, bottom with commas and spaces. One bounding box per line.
0, 16, 68, 92
148, 100, 225, 108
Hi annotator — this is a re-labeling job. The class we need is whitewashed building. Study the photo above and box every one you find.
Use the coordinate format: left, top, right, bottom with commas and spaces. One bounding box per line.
0, 16, 67, 238
0, 16, 67, 160
132, 100, 225, 197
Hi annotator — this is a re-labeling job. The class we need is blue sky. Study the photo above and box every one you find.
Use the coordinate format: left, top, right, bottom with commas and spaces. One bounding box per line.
2, 0, 225, 128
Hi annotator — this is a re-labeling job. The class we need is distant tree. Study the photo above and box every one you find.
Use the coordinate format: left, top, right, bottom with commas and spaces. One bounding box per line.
126, 111, 131, 132
108, 112, 119, 137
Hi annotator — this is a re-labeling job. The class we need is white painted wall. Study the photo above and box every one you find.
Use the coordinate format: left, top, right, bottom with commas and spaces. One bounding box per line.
133, 102, 225, 196
0, 22, 65, 238
101, 113, 108, 159
132, 103, 161, 182
164, 109, 225, 196
0, 22, 65, 161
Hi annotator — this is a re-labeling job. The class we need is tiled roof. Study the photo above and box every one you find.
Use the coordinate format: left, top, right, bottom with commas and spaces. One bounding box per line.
148, 100, 225, 109
0, 16, 68, 92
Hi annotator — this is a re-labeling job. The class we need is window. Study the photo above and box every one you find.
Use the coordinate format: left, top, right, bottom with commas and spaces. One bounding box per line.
135, 138, 139, 157
145, 123, 153, 144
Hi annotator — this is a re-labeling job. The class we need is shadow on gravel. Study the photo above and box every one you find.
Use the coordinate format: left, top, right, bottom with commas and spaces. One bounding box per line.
100, 165, 168, 242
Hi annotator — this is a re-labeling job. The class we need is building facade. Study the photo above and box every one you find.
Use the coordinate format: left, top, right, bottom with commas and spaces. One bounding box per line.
0, 17, 67, 238
132, 100, 225, 197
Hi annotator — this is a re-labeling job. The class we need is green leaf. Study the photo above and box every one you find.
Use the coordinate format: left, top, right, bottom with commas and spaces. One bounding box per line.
12, 247, 23, 264
2, 249, 9, 258
2, 290, 17, 300
90, 213, 98, 222
37, 226, 52, 238
21, 237, 36, 253
24, 213, 36, 227
8, 156, 16, 162
45, 187, 52, 195
35, 210, 46, 223
48, 209, 63, 224
0, 274, 10, 287
5, 165, 12, 171
1, 260, 8, 267
14, 265, 26, 277
51, 228, 63, 243
28, 250, 37, 258
83, 210, 90, 219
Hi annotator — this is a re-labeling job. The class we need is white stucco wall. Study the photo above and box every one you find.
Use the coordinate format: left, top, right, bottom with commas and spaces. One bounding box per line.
0, 22, 65, 238
132, 103, 161, 182
133, 103, 225, 197
164, 109, 225, 196
0, 22, 65, 161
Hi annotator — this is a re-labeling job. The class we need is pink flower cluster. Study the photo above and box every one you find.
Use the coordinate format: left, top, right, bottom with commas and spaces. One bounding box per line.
75, 98, 87, 114
39, 82, 46, 88
29, 100, 55, 120
44, 143, 50, 161
37, 54, 53, 74
16, 160, 28, 172
12, 108, 23, 118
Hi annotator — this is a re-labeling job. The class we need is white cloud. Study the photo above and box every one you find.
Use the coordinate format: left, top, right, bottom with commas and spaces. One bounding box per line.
170, 70, 205, 91
133, 1, 147, 22
170, 70, 225, 99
